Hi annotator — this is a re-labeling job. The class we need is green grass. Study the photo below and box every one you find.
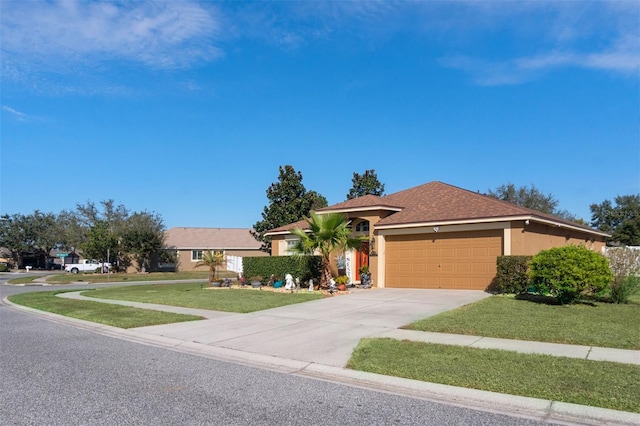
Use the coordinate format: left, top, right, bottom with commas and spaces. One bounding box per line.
405, 295, 640, 349
347, 338, 640, 413
82, 282, 324, 313
8, 290, 203, 328
41, 270, 216, 284
5, 270, 234, 285
4, 275, 45, 284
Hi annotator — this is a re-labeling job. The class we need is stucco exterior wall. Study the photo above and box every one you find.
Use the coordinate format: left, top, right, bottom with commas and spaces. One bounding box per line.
509, 221, 607, 255
270, 235, 288, 256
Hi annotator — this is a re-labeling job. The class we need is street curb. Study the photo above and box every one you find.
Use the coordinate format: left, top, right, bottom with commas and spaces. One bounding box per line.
300, 364, 640, 426
3, 297, 639, 426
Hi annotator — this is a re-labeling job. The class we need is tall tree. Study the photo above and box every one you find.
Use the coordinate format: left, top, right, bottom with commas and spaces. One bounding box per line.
290, 212, 366, 289
74, 200, 129, 233
119, 211, 166, 272
590, 195, 640, 245
487, 183, 558, 214
346, 169, 385, 200
57, 209, 87, 251
252, 165, 328, 252
80, 220, 118, 268
0, 213, 34, 267
0, 211, 63, 268
31, 210, 62, 258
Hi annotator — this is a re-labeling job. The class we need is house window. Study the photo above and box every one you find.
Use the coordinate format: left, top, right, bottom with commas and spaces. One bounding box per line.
286, 238, 300, 253
355, 221, 370, 232
191, 250, 203, 261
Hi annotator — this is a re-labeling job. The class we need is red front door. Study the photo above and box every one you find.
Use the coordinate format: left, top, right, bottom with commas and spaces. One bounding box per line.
355, 242, 369, 281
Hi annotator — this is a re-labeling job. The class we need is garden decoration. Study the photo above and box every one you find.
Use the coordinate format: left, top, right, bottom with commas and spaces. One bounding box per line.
285, 274, 295, 290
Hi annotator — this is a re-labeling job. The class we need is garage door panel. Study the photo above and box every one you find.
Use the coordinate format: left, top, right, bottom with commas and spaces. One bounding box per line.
441, 263, 455, 272
456, 247, 471, 257
442, 248, 455, 258
456, 263, 471, 273
386, 230, 502, 290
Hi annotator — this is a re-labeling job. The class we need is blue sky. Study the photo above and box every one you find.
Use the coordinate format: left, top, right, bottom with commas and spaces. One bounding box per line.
1, 0, 638, 229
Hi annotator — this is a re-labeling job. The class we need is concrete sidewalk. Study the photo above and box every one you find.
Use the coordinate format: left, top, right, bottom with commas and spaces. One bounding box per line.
10, 288, 640, 426
58, 290, 640, 366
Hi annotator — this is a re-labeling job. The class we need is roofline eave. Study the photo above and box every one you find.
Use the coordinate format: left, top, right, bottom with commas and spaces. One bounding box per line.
317, 205, 403, 214
374, 215, 610, 237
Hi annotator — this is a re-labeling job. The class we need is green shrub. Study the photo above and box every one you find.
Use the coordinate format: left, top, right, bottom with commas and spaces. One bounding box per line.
243, 255, 322, 284
496, 256, 532, 294
0, 263, 10, 272
529, 245, 613, 304
610, 275, 640, 304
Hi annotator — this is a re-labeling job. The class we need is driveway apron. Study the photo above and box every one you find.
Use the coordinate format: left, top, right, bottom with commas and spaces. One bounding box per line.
132, 289, 491, 367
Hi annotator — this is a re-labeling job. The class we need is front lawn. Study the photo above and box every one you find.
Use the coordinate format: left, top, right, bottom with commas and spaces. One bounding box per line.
82, 282, 324, 313
347, 338, 640, 413
38, 270, 217, 284
8, 290, 203, 328
405, 295, 640, 349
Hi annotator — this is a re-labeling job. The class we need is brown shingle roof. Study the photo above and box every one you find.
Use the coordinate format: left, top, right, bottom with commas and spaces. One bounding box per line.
269, 181, 605, 235
164, 228, 261, 250
374, 182, 595, 230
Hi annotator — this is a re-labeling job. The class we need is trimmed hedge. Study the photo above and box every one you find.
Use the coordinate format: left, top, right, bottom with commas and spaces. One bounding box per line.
496, 256, 532, 294
243, 255, 322, 284
529, 245, 613, 304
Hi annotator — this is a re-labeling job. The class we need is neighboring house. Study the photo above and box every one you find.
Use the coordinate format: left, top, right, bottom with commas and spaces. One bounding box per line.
0, 247, 13, 268
265, 181, 609, 290
163, 227, 267, 273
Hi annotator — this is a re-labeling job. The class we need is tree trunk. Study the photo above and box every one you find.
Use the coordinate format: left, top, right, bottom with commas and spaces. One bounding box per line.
209, 269, 215, 286
320, 259, 332, 289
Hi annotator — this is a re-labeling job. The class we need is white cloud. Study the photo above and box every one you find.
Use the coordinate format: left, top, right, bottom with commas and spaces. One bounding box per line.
435, 1, 639, 85
1, 105, 51, 123
2, 0, 636, 92
1, 105, 27, 121
1, 0, 223, 92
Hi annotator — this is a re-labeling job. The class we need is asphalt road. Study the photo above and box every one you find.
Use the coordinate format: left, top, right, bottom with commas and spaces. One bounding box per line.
1, 280, 558, 425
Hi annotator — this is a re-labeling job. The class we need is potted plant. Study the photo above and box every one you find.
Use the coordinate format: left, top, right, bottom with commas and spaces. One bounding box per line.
273, 276, 284, 289
335, 275, 349, 291
249, 276, 263, 288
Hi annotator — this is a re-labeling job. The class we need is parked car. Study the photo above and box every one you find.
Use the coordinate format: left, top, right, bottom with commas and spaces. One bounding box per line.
64, 259, 111, 274
46, 261, 63, 270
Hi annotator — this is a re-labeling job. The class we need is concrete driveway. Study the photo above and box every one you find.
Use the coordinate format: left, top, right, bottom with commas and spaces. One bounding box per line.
133, 288, 491, 367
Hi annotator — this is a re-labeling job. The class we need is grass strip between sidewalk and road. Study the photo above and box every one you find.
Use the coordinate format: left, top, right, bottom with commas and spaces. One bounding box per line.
81, 282, 324, 313
347, 338, 640, 413
404, 295, 640, 350
8, 290, 204, 328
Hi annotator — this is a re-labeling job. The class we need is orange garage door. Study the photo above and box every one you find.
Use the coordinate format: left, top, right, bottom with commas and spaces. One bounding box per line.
385, 230, 502, 289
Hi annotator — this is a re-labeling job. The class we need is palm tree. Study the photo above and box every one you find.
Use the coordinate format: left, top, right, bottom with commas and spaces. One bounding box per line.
195, 249, 225, 286
290, 212, 367, 289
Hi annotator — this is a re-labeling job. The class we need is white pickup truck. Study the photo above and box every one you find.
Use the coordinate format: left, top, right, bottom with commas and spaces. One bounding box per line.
64, 259, 111, 274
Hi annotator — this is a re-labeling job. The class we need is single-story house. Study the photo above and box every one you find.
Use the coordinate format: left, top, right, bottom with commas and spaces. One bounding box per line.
265, 181, 609, 290
163, 227, 268, 273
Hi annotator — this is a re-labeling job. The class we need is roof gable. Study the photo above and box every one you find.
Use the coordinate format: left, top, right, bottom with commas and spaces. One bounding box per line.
316, 194, 402, 213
